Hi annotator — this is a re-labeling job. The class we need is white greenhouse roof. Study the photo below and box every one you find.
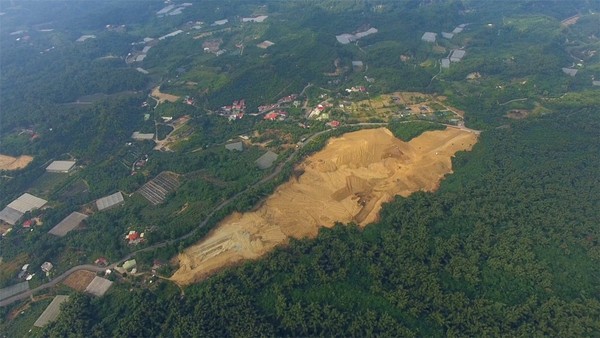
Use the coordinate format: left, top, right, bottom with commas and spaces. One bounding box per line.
46, 160, 76, 172
7, 193, 47, 213
96, 192, 124, 211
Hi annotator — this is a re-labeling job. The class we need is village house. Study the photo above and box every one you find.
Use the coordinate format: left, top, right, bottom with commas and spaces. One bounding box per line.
41, 262, 53, 275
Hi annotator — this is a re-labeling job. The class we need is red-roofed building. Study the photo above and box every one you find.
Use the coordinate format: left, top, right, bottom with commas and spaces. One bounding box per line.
328, 120, 341, 128
22, 219, 33, 228
95, 257, 109, 266
264, 112, 279, 120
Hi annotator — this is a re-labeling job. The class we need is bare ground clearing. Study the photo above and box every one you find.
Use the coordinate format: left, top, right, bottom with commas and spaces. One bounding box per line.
62, 270, 95, 291
0, 154, 33, 170
151, 86, 180, 104
171, 127, 478, 285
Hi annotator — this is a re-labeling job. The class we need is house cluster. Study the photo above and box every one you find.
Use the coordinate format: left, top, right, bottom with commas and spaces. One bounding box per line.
125, 230, 145, 245
255, 94, 298, 116
17, 264, 35, 281
14, 261, 53, 283
184, 96, 195, 105
345, 86, 367, 93
0, 193, 48, 235
218, 99, 246, 121
308, 102, 332, 119
263, 110, 288, 121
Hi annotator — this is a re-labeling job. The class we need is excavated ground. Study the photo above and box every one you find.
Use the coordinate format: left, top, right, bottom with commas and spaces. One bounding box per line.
171, 127, 478, 285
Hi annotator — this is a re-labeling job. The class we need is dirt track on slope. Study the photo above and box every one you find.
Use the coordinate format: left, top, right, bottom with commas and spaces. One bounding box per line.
170, 127, 478, 285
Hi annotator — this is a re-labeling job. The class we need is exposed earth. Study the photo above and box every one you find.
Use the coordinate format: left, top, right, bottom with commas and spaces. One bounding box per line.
0, 154, 33, 171
171, 127, 478, 285
151, 86, 180, 104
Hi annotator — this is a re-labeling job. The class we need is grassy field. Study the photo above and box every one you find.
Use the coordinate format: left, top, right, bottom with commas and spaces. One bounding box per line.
28, 173, 70, 198
0, 297, 52, 338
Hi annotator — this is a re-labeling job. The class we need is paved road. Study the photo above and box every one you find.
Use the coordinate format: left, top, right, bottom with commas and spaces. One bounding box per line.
0, 121, 480, 307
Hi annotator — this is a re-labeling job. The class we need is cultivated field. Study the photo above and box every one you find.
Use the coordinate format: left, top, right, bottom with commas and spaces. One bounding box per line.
62, 270, 96, 291
0, 154, 33, 171
171, 127, 478, 285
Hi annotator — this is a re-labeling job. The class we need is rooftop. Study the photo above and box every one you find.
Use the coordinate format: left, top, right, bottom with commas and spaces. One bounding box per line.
421, 32, 437, 43
0, 281, 29, 301
225, 141, 244, 151
46, 160, 76, 172
7, 193, 47, 214
34, 295, 70, 327
131, 132, 154, 140
562, 68, 578, 76
256, 151, 278, 169
48, 212, 88, 237
0, 207, 24, 225
85, 276, 113, 297
96, 192, 124, 211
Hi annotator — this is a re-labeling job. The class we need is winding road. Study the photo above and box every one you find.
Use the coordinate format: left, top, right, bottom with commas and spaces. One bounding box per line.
0, 121, 480, 307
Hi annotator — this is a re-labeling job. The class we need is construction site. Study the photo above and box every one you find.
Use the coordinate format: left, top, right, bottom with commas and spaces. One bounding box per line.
170, 127, 478, 285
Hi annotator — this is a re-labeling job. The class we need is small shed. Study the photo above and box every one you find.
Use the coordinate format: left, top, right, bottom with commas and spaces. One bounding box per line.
41, 262, 53, 272
131, 132, 155, 140
562, 68, 578, 76
352, 60, 364, 69
225, 141, 244, 151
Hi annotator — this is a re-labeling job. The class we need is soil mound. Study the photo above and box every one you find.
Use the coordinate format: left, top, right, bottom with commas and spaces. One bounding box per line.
171, 127, 478, 285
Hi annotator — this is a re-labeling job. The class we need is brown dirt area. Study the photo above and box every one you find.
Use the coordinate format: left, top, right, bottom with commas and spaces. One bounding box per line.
0, 154, 33, 171
151, 86, 180, 104
62, 270, 96, 291
170, 127, 478, 285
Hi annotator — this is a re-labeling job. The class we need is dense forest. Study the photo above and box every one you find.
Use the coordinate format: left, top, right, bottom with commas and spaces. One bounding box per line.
41, 108, 600, 336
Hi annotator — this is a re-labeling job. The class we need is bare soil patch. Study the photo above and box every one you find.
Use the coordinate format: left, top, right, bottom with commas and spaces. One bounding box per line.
0, 154, 33, 171
62, 270, 95, 291
171, 127, 478, 285
151, 86, 180, 104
